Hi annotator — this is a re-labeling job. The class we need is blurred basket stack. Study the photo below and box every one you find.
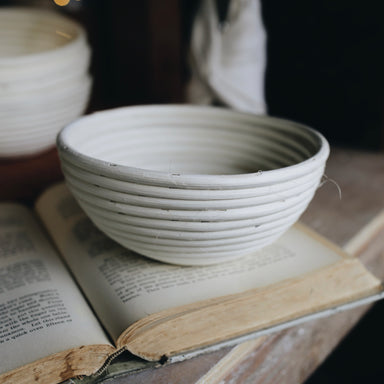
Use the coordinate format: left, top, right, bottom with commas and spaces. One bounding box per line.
0, 7, 91, 158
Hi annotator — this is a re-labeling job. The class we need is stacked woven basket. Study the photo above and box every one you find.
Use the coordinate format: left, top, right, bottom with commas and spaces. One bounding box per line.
58, 105, 329, 265
0, 7, 91, 157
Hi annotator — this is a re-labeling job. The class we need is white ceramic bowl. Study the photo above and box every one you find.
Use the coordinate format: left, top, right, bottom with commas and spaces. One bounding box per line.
62, 166, 320, 210
0, 7, 92, 157
65, 178, 316, 222
0, 74, 91, 108
58, 105, 328, 189
74, 193, 311, 232
0, 8, 89, 79
0, 63, 90, 97
0, 76, 91, 157
58, 105, 329, 265
59, 156, 323, 200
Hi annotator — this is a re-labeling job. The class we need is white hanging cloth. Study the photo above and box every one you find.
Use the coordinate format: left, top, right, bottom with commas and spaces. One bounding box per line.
186, 0, 267, 114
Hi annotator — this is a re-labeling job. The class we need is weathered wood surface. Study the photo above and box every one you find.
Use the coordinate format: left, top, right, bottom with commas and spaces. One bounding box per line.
100, 148, 384, 383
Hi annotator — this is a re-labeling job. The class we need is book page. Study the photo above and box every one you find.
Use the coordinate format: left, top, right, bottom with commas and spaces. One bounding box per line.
36, 183, 343, 343
0, 203, 111, 375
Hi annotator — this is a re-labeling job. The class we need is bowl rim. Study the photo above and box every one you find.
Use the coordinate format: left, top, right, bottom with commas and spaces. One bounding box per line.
57, 104, 330, 189
0, 7, 87, 65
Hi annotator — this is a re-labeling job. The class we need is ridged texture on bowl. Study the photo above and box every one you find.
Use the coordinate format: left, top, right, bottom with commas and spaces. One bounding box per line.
58, 105, 329, 265
0, 7, 91, 157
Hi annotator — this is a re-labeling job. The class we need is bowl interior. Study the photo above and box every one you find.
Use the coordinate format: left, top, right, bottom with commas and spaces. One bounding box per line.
59, 106, 326, 180
0, 8, 81, 58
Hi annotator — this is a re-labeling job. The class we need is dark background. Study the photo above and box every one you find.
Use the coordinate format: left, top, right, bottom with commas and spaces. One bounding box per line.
3, 0, 383, 149
263, 0, 384, 150
1, 0, 384, 381
57, 0, 384, 150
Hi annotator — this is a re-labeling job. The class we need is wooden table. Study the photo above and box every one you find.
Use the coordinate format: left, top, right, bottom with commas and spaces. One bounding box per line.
87, 147, 384, 384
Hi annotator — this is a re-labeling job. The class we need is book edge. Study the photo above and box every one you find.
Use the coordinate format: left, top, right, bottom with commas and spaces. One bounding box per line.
0, 344, 115, 384
117, 257, 381, 361
166, 287, 384, 364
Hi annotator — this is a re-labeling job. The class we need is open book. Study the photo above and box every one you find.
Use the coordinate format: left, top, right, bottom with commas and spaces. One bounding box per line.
0, 183, 383, 384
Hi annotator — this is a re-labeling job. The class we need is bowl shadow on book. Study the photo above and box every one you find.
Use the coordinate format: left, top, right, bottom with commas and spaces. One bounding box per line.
57, 105, 329, 266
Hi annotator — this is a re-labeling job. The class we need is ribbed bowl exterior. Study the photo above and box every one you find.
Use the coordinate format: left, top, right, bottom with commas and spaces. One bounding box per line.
0, 7, 91, 157
58, 105, 329, 265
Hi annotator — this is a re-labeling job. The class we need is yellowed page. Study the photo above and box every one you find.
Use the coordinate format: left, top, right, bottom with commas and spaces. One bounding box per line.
0, 203, 111, 376
36, 183, 343, 343
120, 257, 381, 360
